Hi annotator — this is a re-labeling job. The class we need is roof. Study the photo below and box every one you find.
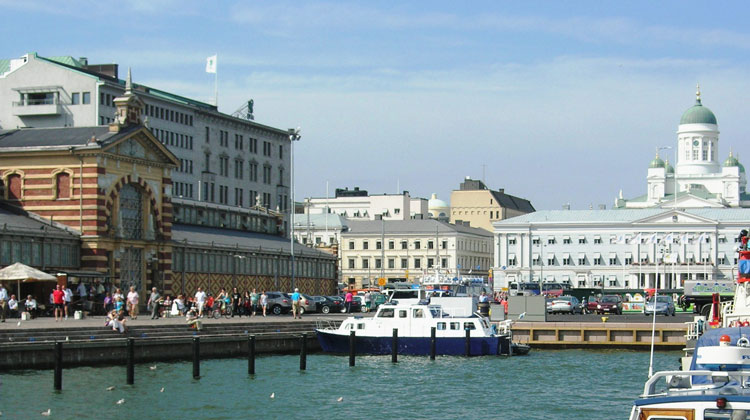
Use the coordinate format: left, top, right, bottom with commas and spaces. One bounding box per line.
489, 190, 535, 213
680, 99, 717, 125
342, 219, 492, 237
494, 208, 750, 225
0, 204, 79, 239
0, 126, 134, 149
170, 224, 335, 259
293, 213, 349, 229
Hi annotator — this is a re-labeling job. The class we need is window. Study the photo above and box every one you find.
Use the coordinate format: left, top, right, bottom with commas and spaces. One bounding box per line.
508, 237, 517, 245
428, 241, 434, 249
532, 256, 541, 265
205, 127, 210, 143
71, 92, 80, 105
547, 237, 555, 245
379, 308, 394, 318
441, 258, 448, 268
219, 130, 228, 147
532, 237, 540, 245
594, 237, 602, 244
376, 241, 382, 250
578, 256, 586, 265
546, 256, 555, 266
624, 256, 633, 265
249, 162, 258, 182
363, 241, 369, 250
375, 259, 382, 269
398, 310, 407, 318
279, 144, 283, 159
441, 240, 447, 249
250, 138, 258, 153
219, 156, 229, 177
401, 241, 408, 250
348, 259, 355, 269
413, 309, 424, 318
401, 258, 408, 269
414, 258, 421, 269
55, 172, 70, 199
388, 241, 394, 250
234, 159, 244, 179
7, 174, 22, 200
437, 322, 446, 330
414, 241, 421, 250
508, 256, 517, 266
563, 237, 571, 244
463, 322, 476, 330
450, 322, 460, 330
427, 258, 434, 268
388, 259, 395, 269
82, 92, 90, 104
263, 165, 271, 184
235, 134, 243, 150
362, 259, 369, 269
562, 256, 571, 266
349, 241, 355, 250
119, 184, 143, 239
578, 237, 586, 244
609, 257, 617, 265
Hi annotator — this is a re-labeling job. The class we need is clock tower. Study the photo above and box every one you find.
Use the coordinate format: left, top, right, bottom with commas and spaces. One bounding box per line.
675, 84, 720, 178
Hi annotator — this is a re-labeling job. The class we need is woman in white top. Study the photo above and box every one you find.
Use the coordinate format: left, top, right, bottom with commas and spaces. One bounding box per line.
126, 286, 139, 319
260, 291, 268, 317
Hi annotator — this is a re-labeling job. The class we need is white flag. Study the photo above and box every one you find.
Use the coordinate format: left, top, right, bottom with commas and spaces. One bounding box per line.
680, 233, 690, 244
647, 233, 658, 244
663, 233, 674, 244
632, 233, 643, 244
617, 234, 626, 244
206, 55, 217, 74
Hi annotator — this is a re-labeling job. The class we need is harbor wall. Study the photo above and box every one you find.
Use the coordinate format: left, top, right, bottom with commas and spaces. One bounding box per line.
510, 321, 686, 349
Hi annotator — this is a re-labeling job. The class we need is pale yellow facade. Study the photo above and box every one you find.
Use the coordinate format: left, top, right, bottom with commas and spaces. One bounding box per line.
450, 189, 529, 232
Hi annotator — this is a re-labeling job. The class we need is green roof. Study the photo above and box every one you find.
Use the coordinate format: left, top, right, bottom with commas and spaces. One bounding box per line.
649, 156, 665, 168
680, 99, 717, 125
0, 59, 9, 75
46, 56, 84, 68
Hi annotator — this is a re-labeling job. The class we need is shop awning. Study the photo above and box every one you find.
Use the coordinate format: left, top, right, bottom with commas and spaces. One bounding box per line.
593, 252, 601, 259
609, 252, 617, 259
562, 253, 570, 259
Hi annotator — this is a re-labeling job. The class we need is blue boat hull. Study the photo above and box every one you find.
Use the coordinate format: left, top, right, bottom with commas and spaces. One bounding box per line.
316, 330, 510, 356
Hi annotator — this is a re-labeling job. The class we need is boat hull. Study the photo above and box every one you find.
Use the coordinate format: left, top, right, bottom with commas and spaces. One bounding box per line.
316, 330, 510, 356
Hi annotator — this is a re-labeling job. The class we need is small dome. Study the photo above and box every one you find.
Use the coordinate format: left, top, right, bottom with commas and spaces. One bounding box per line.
724, 152, 740, 168
680, 86, 717, 125
649, 156, 665, 169
428, 193, 449, 209
665, 160, 674, 174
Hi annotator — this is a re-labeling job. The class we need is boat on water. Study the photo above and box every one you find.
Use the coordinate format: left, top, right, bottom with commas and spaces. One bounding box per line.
316, 301, 513, 356
630, 328, 750, 420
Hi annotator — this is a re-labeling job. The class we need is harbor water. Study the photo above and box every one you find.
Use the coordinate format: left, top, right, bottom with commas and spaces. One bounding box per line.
1, 349, 679, 419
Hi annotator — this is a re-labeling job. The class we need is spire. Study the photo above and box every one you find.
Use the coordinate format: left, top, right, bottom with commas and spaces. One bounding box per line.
696, 82, 702, 105
125, 67, 133, 94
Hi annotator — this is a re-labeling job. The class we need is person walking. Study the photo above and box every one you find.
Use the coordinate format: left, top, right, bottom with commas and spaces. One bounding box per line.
52, 284, 64, 322
344, 289, 353, 314
62, 284, 73, 320
147, 287, 162, 319
250, 288, 259, 316
126, 286, 139, 320
260, 291, 268, 316
364, 291, 372, 313
0, 283, 8, 322
231, 287, 241, 318
194, 287, 207, 317
291, 288, 302, 319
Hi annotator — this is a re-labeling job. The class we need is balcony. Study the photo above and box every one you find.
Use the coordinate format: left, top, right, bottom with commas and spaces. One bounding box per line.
12, 97, 62, 116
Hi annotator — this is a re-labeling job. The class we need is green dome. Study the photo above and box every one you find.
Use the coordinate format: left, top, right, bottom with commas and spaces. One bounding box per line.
649, 156, 665, 168
665, 160, 674, 173
741, 163, 746, 173
680, 99, 717, 125
724, 154, 740, 168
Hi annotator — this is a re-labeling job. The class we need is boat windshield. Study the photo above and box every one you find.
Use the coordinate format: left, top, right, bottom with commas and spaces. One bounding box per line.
704, 409, 750, 419
429, 306, 441, 318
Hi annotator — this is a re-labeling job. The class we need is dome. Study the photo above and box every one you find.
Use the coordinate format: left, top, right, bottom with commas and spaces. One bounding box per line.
724, 152, 740, 168
665, 160, 674, 174
680, 86, 717, 125
428, 193, 449, 209
649, 156, 665, 169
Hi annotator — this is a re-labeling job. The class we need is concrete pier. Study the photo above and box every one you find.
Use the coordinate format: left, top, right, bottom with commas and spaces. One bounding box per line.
511, 321, 687, 349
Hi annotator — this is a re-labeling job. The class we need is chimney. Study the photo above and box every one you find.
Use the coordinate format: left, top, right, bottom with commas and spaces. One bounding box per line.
598, 204, 606, 210
374, 214, 382, 220
562, 204, 570, 210
79, 57, 88, 66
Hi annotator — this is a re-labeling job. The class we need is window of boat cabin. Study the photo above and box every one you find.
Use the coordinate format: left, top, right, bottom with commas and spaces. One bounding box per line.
437, 322, 446, 330
398, 310, 407, 318
379, 308, 394, 318
429, 307, 441, 317
413, 309, 423, 318
357, 323, 365, 330
450, 322, 460, 330
463, 322, 476, 330
704, 409, 750, 419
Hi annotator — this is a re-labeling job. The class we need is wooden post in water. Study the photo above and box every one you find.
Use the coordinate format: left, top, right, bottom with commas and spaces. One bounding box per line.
192, 337, 200, 379
300, 333, 307, 371
126, 338, 135, 385
53, 341, 63, 390
391, 328, 398, 363
465, 328, 471, 357
430, 327, 436, 360
248, 335, 255, 375
349, 331, 356, 367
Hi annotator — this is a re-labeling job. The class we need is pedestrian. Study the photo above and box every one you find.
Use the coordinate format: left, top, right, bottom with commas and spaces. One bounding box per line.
63, 284, 73, 320
194, 287, 207, 317
364, 291, 372, 313
479, 291, 490, 303
250, 288, 259, 316
104, 293, 113, 313
52, 284, 65, 322
8, 294, 18, 319
127, 286, 139, 320
25, 295, 38, 318
291, 288, 302, 319
147, 287, 162, 320
0, 283, 7, 322
231, 287, 241, 317
186, 308, 202, 331
76, 281, 88, 302
344, 289, 353, 313
260, 291, 268, 316
242, 291, 251, 316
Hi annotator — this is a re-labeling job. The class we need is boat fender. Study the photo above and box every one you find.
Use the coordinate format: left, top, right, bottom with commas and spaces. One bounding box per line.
738, 337, 750, 348
743, 321, 750, 327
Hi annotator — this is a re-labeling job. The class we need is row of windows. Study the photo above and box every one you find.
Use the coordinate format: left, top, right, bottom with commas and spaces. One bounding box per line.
452, 210, 502, 219
70, 91, 91, 105
206, 130, 276, 159
206, 153, 283, 186
144, 103, 193, 126
0, 239, 79, 268
512, 234, 719, 246
508, 254, 730, 267
348, 257, 449, 270
173, 204, 279, 235
176, 159, 194, 174
348, 239, 449, 250
2, 172, 72, 200
173, 182, 194, 199
152, 128, 193, 150
172, 250, 334, 279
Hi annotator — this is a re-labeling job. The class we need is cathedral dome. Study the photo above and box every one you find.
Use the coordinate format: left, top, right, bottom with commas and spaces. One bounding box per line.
680, 86, 716, 125
724, 153, 740, 168
649, 156, 665, 169
665, 160, 674, 174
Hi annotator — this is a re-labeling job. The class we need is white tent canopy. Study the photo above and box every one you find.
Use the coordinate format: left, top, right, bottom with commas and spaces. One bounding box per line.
0, 262, 57, 298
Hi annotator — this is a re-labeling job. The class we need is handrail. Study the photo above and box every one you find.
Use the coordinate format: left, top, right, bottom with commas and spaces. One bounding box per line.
642, 369, 750, 397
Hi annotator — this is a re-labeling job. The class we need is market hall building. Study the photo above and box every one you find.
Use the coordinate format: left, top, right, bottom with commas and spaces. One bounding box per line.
0, 77, 337, 300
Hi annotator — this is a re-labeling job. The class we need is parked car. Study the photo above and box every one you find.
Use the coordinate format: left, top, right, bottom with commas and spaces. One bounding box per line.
298, 294, 317, 314
547, 295, 582, 314
315, 296, 344, 314
265, 292, 292, 315
588, 295, 623, 315
333, 295, 362, 312
644, 295, 676, 316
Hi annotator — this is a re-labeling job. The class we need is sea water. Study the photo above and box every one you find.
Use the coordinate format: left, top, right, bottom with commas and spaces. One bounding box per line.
0, 349, 678, 419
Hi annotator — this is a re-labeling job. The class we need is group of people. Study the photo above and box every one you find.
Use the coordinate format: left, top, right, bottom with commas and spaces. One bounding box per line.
0, 283, 40, 321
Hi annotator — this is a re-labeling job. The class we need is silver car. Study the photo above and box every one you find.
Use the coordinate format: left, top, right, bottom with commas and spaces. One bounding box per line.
298, 294, 317, 314
546, 295, 582, 314
644, 295, 676, 316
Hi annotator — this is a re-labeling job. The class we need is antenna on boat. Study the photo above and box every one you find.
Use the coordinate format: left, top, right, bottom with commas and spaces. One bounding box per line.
648, 242, 662, 378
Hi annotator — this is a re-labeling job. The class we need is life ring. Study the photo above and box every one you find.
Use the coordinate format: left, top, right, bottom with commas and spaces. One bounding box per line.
738, 337, 750, 347
742, 321, 750, 327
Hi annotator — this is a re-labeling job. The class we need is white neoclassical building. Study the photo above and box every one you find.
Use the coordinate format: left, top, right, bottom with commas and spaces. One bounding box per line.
493, 88, 750, 291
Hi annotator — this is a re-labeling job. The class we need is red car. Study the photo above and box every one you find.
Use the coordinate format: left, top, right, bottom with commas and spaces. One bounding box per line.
587, 295, 623, 315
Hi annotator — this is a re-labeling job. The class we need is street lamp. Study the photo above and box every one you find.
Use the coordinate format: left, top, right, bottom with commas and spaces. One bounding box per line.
657, 145, 676, 207
288, 127, 301, 291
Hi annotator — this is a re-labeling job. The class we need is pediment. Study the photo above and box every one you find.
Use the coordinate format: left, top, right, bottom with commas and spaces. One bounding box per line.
658, 194, 725, 209
633, 210, 718, 225
102, 127, 179, 168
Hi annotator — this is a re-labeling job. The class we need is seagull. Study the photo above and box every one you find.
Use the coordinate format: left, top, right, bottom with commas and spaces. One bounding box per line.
337, 397, 344, 402
270, 392, 275, 399
41, 409, 51, 416
106, 386, 115, 391
149, 365, 157, 370
16, 321, 21, 326
160, 387, 165, 393
8, 337, 12, 342
116, 399, 125, 405
65, 336, 69, 342
518, 312, 526, 320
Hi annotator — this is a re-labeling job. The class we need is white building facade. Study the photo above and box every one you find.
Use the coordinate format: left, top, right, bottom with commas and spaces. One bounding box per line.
340, 219, 492, 289
305, 188, 428, 221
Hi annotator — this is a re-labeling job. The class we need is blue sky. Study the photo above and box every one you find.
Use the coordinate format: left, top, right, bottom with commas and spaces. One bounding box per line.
2, 1, 750, 210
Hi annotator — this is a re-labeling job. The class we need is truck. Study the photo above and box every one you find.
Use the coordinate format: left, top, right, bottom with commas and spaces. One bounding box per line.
681, 279, 735, 317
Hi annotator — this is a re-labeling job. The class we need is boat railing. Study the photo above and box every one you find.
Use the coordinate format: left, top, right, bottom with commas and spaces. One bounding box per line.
315, 320, 340, 331
642, 370, 750, 397
684, 320, 704, 341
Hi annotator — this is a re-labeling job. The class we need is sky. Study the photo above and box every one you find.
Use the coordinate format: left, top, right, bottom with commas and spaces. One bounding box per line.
2, 1, 750, 210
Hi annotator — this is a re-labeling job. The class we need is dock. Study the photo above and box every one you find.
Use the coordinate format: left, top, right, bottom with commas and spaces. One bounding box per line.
510, 321, 687, 349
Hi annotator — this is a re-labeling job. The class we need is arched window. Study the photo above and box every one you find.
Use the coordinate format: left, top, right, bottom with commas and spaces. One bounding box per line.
56, 172, 71, 199
7, 174, 21, 200
119, 184, 143, 239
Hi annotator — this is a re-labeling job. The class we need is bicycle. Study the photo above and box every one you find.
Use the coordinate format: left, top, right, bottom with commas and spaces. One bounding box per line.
212, 300, 232, 319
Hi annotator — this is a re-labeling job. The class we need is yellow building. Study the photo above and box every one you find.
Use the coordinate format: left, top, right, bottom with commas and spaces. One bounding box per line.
450, 177, 535, 232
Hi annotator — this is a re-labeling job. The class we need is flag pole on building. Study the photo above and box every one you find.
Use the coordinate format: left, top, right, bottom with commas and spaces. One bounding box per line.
206, 54, 218, 106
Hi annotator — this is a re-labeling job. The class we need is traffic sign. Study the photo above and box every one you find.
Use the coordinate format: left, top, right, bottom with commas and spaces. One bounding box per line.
378, 277, 386, 286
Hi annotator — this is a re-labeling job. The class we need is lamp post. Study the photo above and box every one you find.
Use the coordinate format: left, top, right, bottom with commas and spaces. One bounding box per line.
288, 128, 301, 291
657, 145, 674, 206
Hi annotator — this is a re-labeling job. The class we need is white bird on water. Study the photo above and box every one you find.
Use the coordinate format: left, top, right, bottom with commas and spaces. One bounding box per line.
160, 387, 165, 393
41, 409, 51, 416
106, 386, 115, 391
116, 399, 125, 405
16, 321, 21, 327
337, 397, 343, 402
149, 365, 157, 370
270, 393, 275, 399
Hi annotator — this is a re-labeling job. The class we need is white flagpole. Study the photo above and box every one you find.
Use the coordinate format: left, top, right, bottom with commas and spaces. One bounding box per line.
214, 53, 218, 107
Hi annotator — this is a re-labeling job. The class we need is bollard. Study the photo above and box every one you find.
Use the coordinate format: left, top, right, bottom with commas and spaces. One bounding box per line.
126, 338, 134, 385
349, 331, 356, 367
391, 328, 398, 363
192, 337, 200, 379
53, 341, 63, 391
465, 328, 471, 357
300, 333, 307, 371
248, 335, 256, 375
430, 327, 436, 360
